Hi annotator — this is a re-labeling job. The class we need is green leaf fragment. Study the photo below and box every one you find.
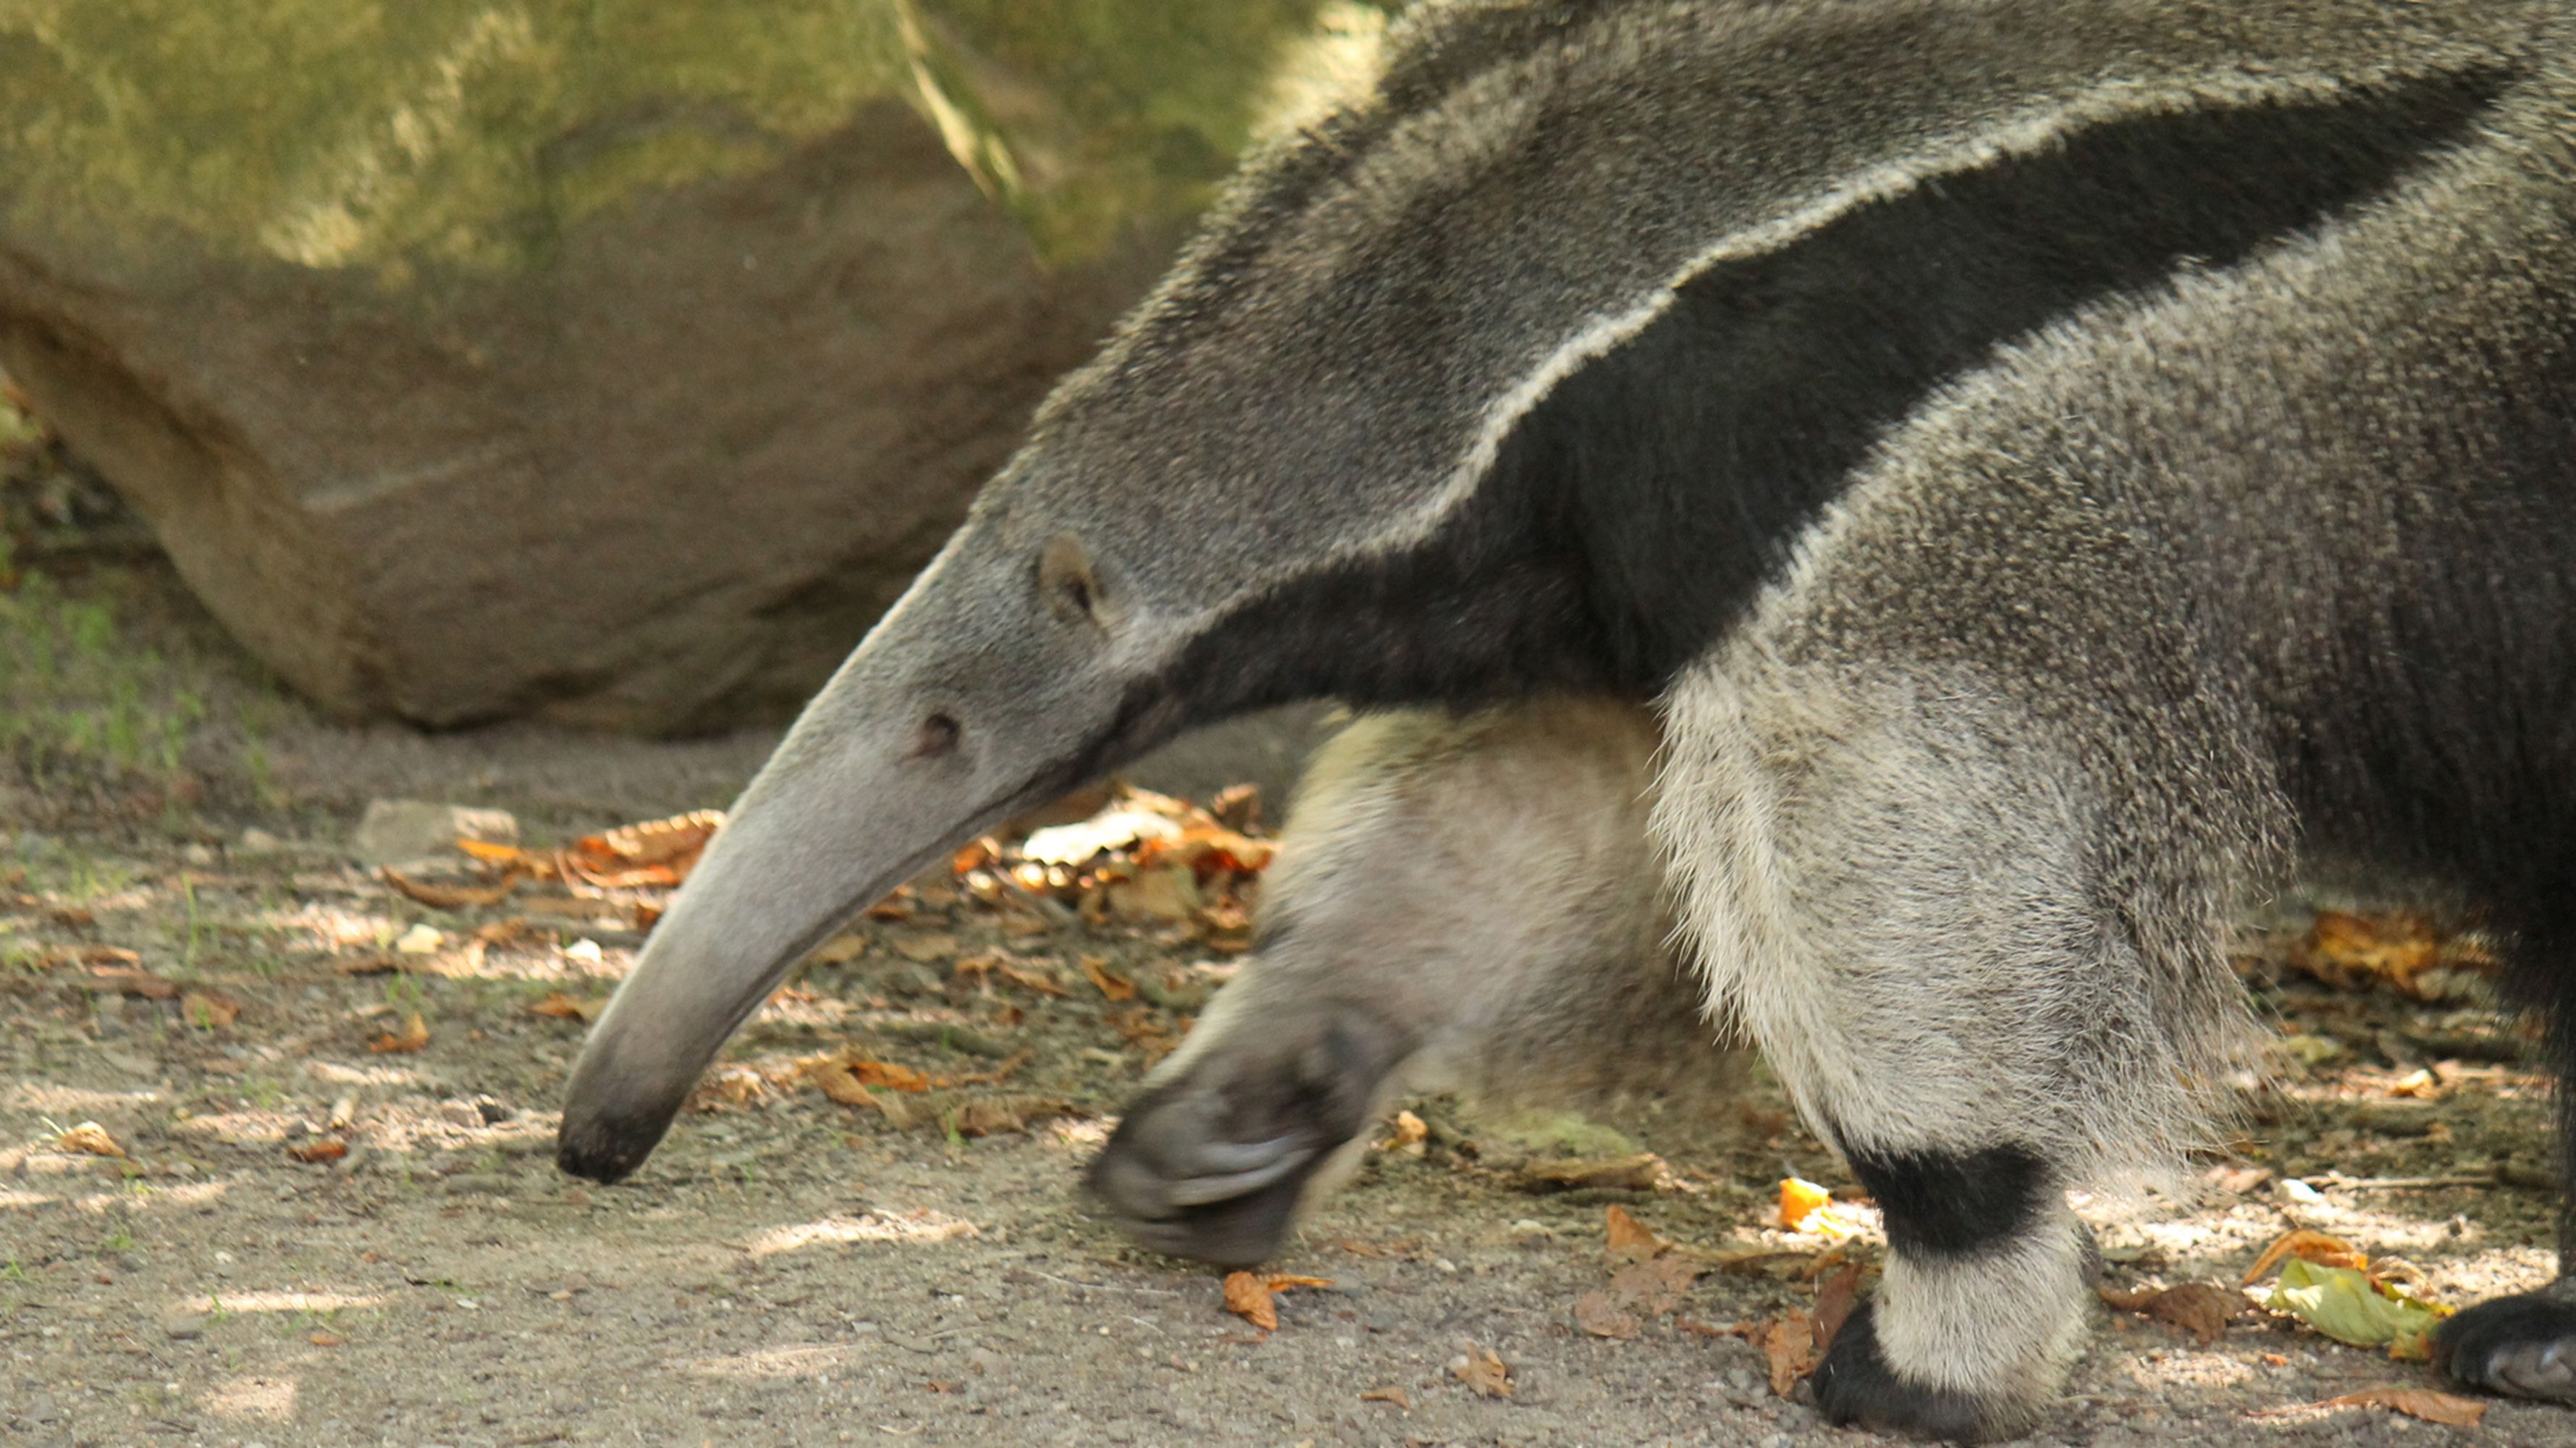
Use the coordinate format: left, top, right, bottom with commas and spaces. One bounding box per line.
2264, 1258, 2450, 1360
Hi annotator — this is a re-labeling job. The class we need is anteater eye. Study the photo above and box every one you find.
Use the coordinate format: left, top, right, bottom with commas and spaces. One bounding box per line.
1038, 534, 1103, 626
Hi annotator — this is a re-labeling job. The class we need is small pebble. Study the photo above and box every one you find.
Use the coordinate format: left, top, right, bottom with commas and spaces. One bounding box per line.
161, 1313, 207, 1341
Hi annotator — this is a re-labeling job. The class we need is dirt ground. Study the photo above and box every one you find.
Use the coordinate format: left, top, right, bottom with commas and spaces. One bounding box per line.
5, 539, 2576, 1447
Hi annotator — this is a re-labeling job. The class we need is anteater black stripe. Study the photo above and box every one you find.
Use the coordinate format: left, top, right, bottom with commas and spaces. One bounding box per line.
1845, 1142, 2053, 1258
1147, 69, 2511, 725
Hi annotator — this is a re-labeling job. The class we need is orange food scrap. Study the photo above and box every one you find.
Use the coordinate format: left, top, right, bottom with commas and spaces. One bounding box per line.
1777, 1176, 1834, 1229
1381, 1109, 1429, 1152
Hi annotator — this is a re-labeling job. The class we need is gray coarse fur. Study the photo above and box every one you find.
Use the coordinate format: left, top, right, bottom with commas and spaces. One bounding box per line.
558, 0, 2576, 1437
1650, 17, 2576, 1427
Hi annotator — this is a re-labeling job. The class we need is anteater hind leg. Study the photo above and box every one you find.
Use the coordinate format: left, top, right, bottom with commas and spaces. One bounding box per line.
1655, 665, 2247, 1441
1087, 699, 1727, 1266
2435, 947, 2576, 1403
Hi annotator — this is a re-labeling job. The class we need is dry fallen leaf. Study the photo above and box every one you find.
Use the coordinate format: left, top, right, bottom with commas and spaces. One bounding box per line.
998, 959, 1073, 998
1605, 1204, 1669, 1262
1111, 867, 1201, 923
1811, 1262, 1864, 1350
181, 990, 243, 1029
2243, 1229, 2370, 1285
1574, 1291, 1643, 1339
85, 964, 177, 999
287, 1139, 349, 1164
893, 932, 961, 964
527, 993, 603, 1023
1222, 1271, 1332, 1331
2290, 910, 2470, 998
308, 1330, 346, 1347
456, 838, 546, 873
1608, 1255, 1701, 1316
1517, 1153, 1667, 1192
369, 1011, 430, 1054
56, 1121, 126, 1158
1358, 1385, 1410, 1410
1137, 825, 1278, 877
1080, 955, 1139, 1001
850, 1060, 933, 1093
2320, 1388, 2487, 1428
564, 809, 724, 887
1224, 1271, 1279, 1331
805, 933, 868, 966
1106, 1005, 1183, 1061
1022, 801, 1184, 865
2098, 1282, 2244, 1344
380, 866, 518, 910
1761, 1310, 1818, 1395
941, 1048, 1036, 1088
951, 1095, 1079, 1137
1455, 1343, 1513, 1399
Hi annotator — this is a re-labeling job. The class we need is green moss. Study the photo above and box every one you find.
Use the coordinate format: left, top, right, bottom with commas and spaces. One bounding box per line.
0, 567, 205, 783
0, 0, 1397, 279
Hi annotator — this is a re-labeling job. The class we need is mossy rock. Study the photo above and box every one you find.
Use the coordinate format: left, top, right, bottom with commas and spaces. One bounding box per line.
0, 1, 1397, 729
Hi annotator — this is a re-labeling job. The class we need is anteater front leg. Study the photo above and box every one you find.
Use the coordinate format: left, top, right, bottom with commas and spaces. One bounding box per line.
1087, 699, 1727, 1265
2433, 948, 2576, 1402
1655, 664, 2251, 1440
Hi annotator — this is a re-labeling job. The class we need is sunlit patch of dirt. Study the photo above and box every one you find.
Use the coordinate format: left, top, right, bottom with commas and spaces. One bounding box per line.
741, 1208, 982, 1258
7, 1081, 165, 1114
177, 1288, 387, 1314
674, 1342, 867, 1379
201, 1373, 298, 1422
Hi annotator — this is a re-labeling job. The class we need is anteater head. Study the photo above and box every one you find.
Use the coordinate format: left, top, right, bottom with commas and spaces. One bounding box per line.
557, 0, 2522, 1183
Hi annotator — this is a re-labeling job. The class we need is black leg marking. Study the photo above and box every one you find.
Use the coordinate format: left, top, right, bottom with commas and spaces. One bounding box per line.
2436, 1281, 2576, 1403
1813, 1298, 2020, 1443
1845, 1142, 2052, 1259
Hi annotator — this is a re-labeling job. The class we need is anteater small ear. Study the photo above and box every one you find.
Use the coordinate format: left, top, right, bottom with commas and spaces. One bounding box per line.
1039, 533, 1108, 628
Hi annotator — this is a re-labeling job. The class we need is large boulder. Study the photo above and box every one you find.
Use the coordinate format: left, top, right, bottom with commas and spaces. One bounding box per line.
0, 0, 1390, 731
